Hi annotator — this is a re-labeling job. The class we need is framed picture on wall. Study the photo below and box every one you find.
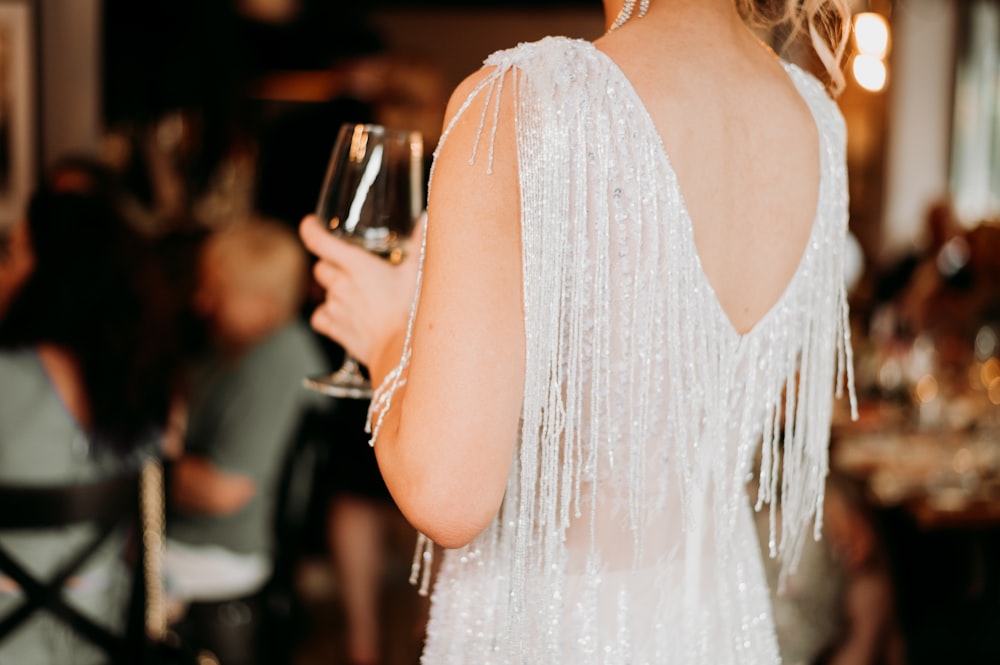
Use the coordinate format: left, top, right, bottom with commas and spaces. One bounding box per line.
0, 0, 35, 229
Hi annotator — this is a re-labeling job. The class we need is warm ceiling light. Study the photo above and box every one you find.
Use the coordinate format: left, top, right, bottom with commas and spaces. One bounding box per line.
852, 54, 888, 92
854, 12, 891, 58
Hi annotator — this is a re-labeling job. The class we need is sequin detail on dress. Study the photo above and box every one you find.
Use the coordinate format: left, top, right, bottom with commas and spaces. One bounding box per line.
369, 36, 857, 664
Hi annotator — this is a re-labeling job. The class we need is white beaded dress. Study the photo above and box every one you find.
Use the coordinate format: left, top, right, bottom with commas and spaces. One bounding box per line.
370, 36, 857, 665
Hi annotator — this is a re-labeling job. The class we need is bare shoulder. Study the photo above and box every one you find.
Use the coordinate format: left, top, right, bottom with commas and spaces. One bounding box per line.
439, 36, 584, 144
443, 66, 499, 124
440, 65, 515, 146
434, 63, 518, 184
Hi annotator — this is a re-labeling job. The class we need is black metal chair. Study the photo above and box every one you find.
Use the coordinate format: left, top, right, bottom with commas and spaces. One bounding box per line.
0, 471, 146, 663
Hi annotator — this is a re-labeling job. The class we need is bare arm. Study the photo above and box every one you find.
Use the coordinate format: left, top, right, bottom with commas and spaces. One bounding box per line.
169, 455, 256, 516
303, 68, 525, 548
825, 572, 894, 665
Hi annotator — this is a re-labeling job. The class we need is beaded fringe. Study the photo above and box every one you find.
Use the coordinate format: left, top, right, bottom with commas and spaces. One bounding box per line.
369, 37, 857, 662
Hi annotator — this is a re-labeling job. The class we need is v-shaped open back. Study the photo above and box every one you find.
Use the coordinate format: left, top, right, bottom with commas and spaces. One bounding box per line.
590, 44, 826, 339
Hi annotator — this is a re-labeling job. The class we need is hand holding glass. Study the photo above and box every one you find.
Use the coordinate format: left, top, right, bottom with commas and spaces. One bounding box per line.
304, 123, 425, 398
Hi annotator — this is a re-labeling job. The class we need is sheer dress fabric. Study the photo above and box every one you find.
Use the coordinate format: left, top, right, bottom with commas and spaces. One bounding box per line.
369, 36, 857, 665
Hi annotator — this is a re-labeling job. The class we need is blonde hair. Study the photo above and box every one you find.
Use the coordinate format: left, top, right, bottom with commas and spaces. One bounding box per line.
204, 217, 308, 315
736, 0, 851, 95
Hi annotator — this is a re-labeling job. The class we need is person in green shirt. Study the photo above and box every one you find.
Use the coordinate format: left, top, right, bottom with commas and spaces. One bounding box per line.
164, 218, 327, 665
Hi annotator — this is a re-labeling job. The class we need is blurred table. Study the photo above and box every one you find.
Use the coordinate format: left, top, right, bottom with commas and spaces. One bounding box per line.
832, 399, 1000, 528
830, 399, 1000, 664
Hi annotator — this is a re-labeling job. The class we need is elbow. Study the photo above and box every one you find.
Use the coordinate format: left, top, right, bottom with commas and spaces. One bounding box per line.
420, 523, 486, 551
376, 424, 516, 551
398, 487, 504, 550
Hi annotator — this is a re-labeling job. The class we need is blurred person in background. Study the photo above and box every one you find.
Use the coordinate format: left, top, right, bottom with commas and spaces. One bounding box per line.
818, 476, 906, 665
258, 95, 400, 665
249, 14, 439, 664
322, 396, 398, 665
754, 472, 907, 665
751, 479, 845, 665
889, 209, 1000, 370
0, 186, 181, 663
894, 200, 971, 337
163, 218, 327, 665
872, 199, 963, 316
45, 154, 121, 200
44, 153, 170, 238
260, 94, 405, 659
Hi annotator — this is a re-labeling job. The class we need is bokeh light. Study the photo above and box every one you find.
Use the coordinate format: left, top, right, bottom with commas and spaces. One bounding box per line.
852, 54, 888, 92
854, 12, 891, 58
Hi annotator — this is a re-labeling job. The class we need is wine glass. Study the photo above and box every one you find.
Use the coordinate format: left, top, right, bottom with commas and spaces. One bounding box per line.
304, 123, 424, 398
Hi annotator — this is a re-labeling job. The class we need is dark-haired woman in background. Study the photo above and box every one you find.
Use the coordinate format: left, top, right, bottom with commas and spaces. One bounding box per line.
0, 187, 182, 663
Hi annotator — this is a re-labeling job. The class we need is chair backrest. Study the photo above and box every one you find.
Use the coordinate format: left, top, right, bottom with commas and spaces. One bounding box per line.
0, 471, 146, 663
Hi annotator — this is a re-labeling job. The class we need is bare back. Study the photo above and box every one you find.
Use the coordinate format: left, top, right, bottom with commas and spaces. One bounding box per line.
597, 17, 820, 335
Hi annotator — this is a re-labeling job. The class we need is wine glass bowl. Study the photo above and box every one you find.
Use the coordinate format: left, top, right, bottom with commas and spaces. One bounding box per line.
304, 123, 425, 399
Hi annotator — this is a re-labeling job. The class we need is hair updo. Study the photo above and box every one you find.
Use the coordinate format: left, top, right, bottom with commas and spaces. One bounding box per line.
737, 0, 851, 94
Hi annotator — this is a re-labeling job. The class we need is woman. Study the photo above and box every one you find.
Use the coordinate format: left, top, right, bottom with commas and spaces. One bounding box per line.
0, 187, 180, 663
301, 0, 857, 662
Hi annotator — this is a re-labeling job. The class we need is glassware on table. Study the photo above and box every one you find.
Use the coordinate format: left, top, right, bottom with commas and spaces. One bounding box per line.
304, 123, 425, 399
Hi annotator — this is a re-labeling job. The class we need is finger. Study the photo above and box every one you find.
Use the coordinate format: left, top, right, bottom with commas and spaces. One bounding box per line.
299, 214, 322, 251
313, 260, 342, 289
299, 214, 374, 270
300, 214, 352, 264
310, 303, 366, 361
300, 214, 340, 260
310, 306, 330, 336
310, 305, 343, 343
